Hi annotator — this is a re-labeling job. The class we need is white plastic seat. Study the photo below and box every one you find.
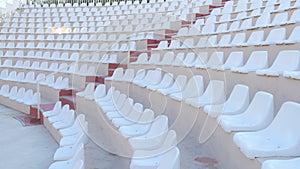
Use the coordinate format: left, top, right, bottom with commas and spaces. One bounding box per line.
230, 32, 246, 46
192, 52, 209, 69
216, 34, 231, 47
158, 52, 174, 65
97, 89, 120, 107
52, 109, 75, 130
270, 12, 288, 26
157, 75, 187, 96
169, 75, 204, 101
130, 128, 177, 168
134, 69, 162, 88
128, 115, 171, 152
283, 26, 300, 44
59, 119, 88, 147
23, 71, 35, 83
105, 68, 124, 81
231, 51, 268, 73
204, 84, 249, 117
18, 90, 39, 105
119, 69, 134, 82
216, 52, 244, 71
147, 73, 174, 91
218, 91, 274, 132
6, 71, 17, 81
100, 93, 127, 113
106, 98, 134, 120
131, 53, 148, 64
205, 52, 224, 69
43, 101, 62, 118
240, 30, 264, 46
182, 53, 195, 67
0, 85, 10, 96
172, 53, 185, 66
10, 87, 25, 100
111, 103, 143, 128
132, 69, 146, 84
147, 54, 161, 65
49, 143, 84, 169
48, 105, 71, 124
256, 50, 300, 76
261, 157, 300, 169
35, 73, 45, 83
288, 9, 300, 24
0, 69, 8, 80
76, 83, 95, 98
253, 12, 271, 28
168, 40, 180, 49
260, 28, 286, 45
185, 80, 225, 108
119, 109, 155, 138
234, 101, 300, 159
155, 41, 168, 50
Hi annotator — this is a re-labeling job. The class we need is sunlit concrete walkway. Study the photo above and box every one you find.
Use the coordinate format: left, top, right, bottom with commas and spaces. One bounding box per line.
0, 105, 57, 169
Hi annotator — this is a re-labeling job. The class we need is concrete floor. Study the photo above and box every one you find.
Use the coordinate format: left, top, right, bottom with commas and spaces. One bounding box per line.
0, 105, 57, 169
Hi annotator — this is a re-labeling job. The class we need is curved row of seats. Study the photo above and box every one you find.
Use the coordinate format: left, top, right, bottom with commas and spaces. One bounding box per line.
0, 69, 69, 89
76, 84, 180, 169
132, 50, 300, 78
1, 51, 117, 63
0, 84, 40, 106
0, 60, 97, 76
22, 0, 166, 8
157, 25, 300, 51
0, 41, 136, 52
2, 14, 175, 27
0, 33, 155, 41
42, 102, 87, 169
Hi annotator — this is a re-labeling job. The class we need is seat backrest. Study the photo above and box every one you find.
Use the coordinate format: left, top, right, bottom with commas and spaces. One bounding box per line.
202, 80, 225, 104
172, 53, 185, 65
223, 51, 244, 69
207, 52, 224, 68
157, 41, 168, 49
139, 109, 155, 123
111, 68, 124, 80
169, 40, 180, 49
225, 84, 250, 114
119, 98, 134, 116
149, 54, 161, 64
271, 12, 288, 26
255, 12, 271, 28
247, 30, 264, 45
244, 92, 274, 125
267, 101, 300, 136
289, 9, 300, 23
287, 26, 300, 42
182, 75, 204, 98
231, 32, 246, 45
264, 28, 286, 44
160, 52, 174, 65
25, 71, 35, 81
133, 69, 146, 81
269, 50, 300, 71
218, 34, 231, 46
244, 51, 268, 69
183, 52, 195, 65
